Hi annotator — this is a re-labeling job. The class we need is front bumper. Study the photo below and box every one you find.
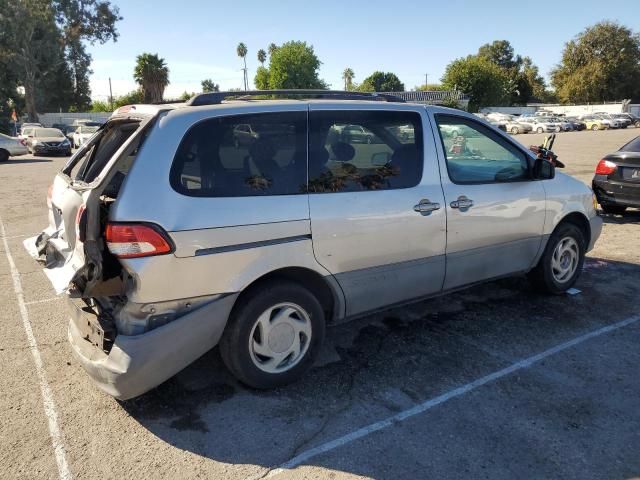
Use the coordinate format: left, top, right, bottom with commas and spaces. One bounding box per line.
588, 215, 603, 252
593, 177, 640, 208
67, 293, 238, 400
33, 145, 71, 155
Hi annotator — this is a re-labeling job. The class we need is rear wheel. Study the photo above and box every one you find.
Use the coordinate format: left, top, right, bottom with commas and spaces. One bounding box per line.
529, 222, 586, 294
0, 149, 9, 162
511, 126, 519, 134
600, 204, 627, 215
219, 281, 325, 389
591, 124, 599, 131
536, 127, 544, 133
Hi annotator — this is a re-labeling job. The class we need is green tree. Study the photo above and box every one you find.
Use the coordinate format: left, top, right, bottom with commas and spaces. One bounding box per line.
133, 53, 169, 103
0, 0, 120, 120
415, 83, 447, 91
257, 49, 267, 66
478, 40, 521, 70
237, 42, 248, 90
90, 89, 143, 111
254, 41, 326, 89
477, 40, 548, 105
441, 55, 509, 112
201, 78, 219, 92
551, 21, 640, 103
359, 71, 404, 92
254, 66, 270, 90
342, 68, 355, 90
268, 43, 278, 57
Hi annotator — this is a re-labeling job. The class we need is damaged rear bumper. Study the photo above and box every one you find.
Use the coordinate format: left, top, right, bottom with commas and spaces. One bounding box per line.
67, 293, 238, 400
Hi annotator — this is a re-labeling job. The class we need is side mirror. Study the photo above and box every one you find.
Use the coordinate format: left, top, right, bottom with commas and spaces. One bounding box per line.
533, 157, 555, 180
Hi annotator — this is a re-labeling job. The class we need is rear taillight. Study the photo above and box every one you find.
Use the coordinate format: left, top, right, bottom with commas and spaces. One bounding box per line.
105, 223, 173, 259
75, 205, 86, 242
20, 139, 27, 146
595, 159, 617, 176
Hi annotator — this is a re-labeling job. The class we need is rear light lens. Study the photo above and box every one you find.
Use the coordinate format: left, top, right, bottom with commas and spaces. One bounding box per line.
595, 159, 617, 175
105, 223, 173, 259
20, 139, 27, 146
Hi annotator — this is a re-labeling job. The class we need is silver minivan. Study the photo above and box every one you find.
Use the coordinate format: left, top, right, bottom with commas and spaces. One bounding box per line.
27, 91, 602, 399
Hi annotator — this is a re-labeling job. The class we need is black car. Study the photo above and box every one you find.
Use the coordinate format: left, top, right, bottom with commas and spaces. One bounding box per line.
592, 135, 640, 214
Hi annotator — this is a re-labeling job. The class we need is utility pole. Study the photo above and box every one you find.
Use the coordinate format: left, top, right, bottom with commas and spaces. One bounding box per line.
425, 73, 429, 88
108, 77, 113, 110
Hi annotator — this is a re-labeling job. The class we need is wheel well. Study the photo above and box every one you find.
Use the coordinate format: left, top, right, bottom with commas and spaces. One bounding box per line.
233, 267, 338, 323
558, 212, 590, 247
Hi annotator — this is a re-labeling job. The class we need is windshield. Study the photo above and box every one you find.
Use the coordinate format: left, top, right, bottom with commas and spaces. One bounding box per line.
34, 128, 64, 138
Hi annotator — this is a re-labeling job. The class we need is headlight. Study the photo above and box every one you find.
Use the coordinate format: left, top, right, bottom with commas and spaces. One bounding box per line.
61, 139, 69, 145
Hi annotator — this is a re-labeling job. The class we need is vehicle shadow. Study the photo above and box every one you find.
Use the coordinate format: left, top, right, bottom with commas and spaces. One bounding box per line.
6, 158, 53, 164
599, 209, 640, 225
119, 256, 640, 479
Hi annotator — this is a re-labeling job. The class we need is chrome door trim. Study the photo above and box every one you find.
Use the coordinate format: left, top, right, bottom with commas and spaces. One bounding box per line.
194, 234, 312, 256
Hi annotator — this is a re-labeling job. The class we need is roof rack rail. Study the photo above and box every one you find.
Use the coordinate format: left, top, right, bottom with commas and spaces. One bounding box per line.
185, 90, 405, 106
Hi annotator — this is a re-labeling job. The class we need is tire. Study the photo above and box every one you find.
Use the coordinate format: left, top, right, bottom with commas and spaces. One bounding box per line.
219, 281, 326, 389
528, 222, 586, 294
536, 127, 544, 133
0, 149, 9, 162
555, 126, 561, 133
591, 124, 598, 131
511, 127, 519, 134
600, 204, 627, 215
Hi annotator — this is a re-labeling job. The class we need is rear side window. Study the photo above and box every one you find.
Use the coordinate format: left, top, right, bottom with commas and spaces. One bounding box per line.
308, 110, 423, 193
171, 112, 307, 197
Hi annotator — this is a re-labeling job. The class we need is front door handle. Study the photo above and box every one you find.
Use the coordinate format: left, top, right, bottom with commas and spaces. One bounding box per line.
450, 195, 474, 211
414, 199, 441, 215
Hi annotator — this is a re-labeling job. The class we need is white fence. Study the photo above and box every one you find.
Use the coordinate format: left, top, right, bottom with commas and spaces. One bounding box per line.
38, 112, 111, 127
481, 102, 631, 117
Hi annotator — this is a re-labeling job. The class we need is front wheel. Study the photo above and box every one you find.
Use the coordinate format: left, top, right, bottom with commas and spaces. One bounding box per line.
511, 127, 519, 134
591, 124, 599, 131
219, 281, 325, 389
536, 127, 544, 133
528, 222, 586, 294
0, 149, 9, 162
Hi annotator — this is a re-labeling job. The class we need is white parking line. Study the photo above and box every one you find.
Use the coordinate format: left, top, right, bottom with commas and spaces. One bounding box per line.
0, 217, 72, 480
25, 297, 62, 306
257, 313, 640, 479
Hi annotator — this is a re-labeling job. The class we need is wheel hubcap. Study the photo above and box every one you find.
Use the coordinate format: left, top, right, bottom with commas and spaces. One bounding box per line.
249, 302, 312, 374
551, 236, 579, 283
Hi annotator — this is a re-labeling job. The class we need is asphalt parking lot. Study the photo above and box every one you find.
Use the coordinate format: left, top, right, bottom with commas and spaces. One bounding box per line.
2, 128, 640, 480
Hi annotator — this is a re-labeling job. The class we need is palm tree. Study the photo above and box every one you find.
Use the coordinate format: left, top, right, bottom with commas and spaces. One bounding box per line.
342, 68, 355, 91
133, 53, 169, 103
268, 43, 277, 57
257, 49, 267, 66
237, 42, 248, 90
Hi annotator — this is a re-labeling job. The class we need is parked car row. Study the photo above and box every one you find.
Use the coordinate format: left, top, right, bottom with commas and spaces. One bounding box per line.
478, 112, 640, 135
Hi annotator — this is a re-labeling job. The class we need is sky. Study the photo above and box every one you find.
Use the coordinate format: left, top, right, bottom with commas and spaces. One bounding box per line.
86, 0, 640, 100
